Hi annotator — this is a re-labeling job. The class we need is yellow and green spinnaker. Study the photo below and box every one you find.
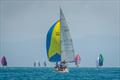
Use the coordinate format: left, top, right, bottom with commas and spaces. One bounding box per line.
46, 20, 61, 62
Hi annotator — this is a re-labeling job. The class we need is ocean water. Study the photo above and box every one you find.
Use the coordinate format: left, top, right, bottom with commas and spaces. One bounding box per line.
0, 67, 120, 80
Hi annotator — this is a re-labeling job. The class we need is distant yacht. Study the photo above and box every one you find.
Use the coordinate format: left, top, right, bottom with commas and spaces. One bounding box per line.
74, 54, 81, 67
1, 56, 7, 67
34, 61, 40, 67
38, 61, 40, 67
96, 54, 104, 68
34, 61, 36, 67
44, 61, 47, 67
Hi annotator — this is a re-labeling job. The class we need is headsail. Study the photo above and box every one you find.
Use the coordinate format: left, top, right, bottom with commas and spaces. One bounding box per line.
60, 8, 75, 62
46, 20, 61, 62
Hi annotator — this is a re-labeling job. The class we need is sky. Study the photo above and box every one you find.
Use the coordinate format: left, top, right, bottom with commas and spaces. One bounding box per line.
0, 0, 120, 67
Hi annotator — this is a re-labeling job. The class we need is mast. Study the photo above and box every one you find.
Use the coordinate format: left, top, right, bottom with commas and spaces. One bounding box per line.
60, 8, 75, 62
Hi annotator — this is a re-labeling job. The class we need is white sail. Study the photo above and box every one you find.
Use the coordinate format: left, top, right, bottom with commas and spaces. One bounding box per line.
96, 57, 99, 67
60, 8, 75, 62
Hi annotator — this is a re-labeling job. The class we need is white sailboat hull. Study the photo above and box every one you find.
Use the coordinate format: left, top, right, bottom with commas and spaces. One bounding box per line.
55, 68, 69, 73
56, 68, 69, 73
59, 68, 69, 73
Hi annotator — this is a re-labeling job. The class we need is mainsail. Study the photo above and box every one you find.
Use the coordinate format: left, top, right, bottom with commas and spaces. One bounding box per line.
60, 8, 75, 62
46, 8, 74, 63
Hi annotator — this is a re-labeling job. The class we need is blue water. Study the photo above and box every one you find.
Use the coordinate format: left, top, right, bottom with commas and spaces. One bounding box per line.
0, 67, 120, 80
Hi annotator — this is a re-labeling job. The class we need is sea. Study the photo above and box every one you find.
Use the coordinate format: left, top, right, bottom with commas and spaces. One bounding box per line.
0, 67, 120, 80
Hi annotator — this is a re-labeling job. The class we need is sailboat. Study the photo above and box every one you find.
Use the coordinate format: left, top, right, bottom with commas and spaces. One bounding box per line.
75, 54, 81, 67
96, 54, 104, 68
34, 61, 36, 67
46, 8, 75, 72
1, 56, 7, 67
38, 61, 41, 67
34, 61, 40, 67
44, 61, 47, 67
